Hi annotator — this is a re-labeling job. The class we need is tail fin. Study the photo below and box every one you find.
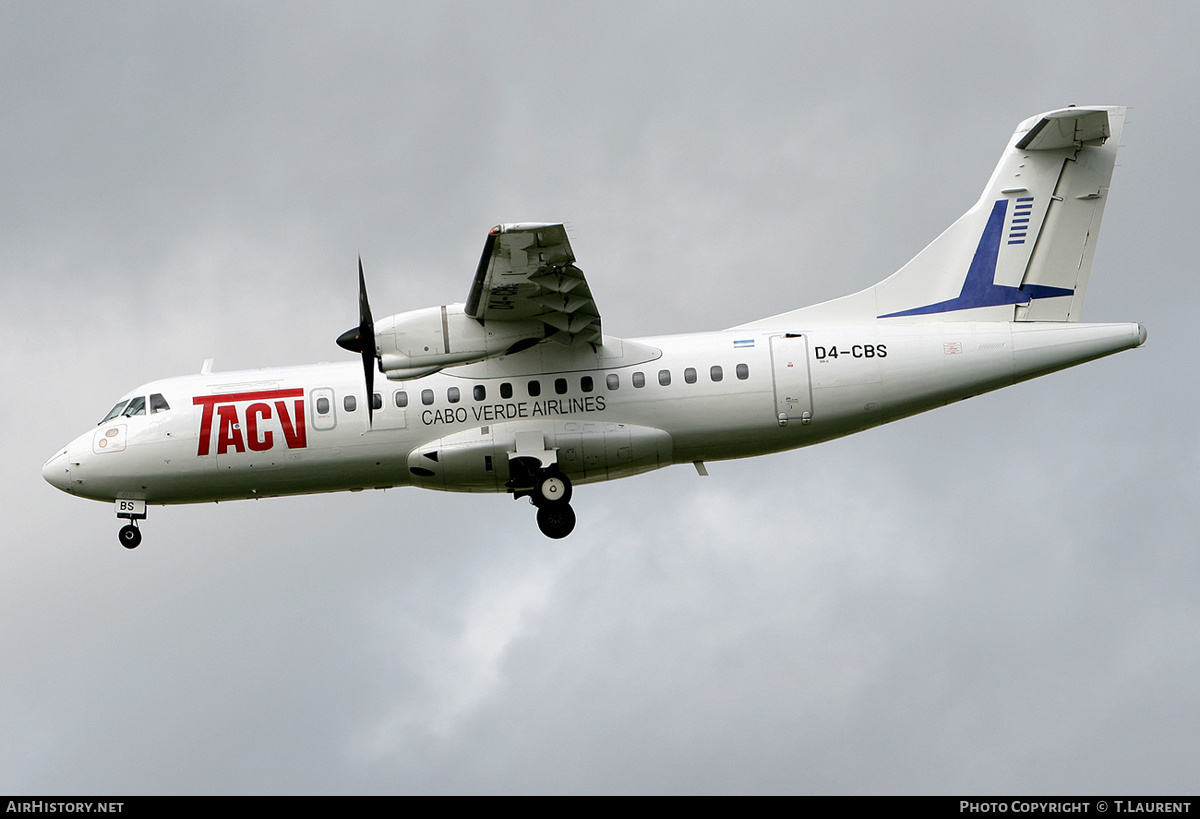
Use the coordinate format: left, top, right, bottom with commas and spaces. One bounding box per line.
741, 106, 1125, 328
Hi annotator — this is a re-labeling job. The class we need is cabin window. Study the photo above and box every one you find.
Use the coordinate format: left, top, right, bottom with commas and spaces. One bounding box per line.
632, 372, 645, 388
555, 378, 568, 395
150, 393, 170, 413
684, 367, 697, 384
122, 396, 147, 417
527, 380, 541, 397
447, 387, 461, 403
736, 363, 750, 380
344, 395, 357, 412
395, 390, 408, 408
473, 385, 486, 401
710, 365, 723, 382
421, 389, 434, 405
316, 397, 330, 414
606, 374, 619, 390
371, 393, 382, 411
581, 376, 594, 393
501, 382, 514, 399
658, 369, 671, 387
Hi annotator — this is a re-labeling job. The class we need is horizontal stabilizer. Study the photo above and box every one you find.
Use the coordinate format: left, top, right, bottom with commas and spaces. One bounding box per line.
1015, 108, 1110, 151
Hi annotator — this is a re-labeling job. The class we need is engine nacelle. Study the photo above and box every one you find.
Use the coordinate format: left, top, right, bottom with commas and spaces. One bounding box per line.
375, 303, 545, 379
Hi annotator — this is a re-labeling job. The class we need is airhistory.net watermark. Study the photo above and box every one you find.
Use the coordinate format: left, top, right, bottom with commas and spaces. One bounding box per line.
6, 803, 123, 813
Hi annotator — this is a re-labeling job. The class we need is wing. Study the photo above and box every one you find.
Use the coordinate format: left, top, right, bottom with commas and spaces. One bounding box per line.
465, 223, 602, 347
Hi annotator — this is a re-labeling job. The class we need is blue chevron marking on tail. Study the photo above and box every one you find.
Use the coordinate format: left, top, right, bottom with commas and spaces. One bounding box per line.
879, 199, 1073, 318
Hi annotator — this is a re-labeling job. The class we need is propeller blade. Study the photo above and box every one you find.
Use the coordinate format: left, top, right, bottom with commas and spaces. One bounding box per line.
363, 352, 375, 426
336, 256, 378, 426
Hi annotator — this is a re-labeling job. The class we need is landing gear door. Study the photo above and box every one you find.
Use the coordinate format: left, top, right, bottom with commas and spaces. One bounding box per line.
770, 334, 813, 426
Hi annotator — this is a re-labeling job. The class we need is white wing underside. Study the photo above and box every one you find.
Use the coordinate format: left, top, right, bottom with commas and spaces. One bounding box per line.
465, 223, 602, 347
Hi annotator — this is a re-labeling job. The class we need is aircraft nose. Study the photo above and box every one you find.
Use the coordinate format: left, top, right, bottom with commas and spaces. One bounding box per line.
42, 447, 73, 493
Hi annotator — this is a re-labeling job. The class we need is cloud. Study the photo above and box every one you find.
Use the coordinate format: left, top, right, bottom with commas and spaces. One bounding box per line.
4, 1, 1198, 794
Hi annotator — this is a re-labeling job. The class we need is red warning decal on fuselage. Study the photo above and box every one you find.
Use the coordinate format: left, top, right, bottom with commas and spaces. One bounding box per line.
193, 389, 307, 456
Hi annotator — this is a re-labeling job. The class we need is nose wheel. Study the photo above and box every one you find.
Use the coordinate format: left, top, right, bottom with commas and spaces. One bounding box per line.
118, 522, 142, 549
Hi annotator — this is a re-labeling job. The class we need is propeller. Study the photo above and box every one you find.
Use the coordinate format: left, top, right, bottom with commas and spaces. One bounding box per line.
336, 256, 378, 425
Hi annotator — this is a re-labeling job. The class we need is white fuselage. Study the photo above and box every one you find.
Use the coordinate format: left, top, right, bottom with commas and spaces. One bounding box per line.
43, 320, 1145, 507
40, 107, 1144, 544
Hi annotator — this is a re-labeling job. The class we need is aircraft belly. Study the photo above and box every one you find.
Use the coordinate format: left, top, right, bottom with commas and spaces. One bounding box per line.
156, 448, 414, 502
102, 418, 417, 503
804, 323, 1018, 432
407, 419, 674, 492
800, 322, 1143, 438
655, 393, 780, 462
66, 426, 202, 502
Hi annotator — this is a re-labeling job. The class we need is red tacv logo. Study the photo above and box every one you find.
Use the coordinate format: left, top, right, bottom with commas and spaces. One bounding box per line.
193, 389, 307, 456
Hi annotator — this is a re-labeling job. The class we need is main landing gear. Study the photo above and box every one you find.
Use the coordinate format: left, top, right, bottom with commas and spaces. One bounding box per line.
536, 502, 576, 540
510, 460, 577, 539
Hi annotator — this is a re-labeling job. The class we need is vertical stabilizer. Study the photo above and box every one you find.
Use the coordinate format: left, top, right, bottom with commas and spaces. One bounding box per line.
1013, 107, 1125, 321
738, 106, 1125, 329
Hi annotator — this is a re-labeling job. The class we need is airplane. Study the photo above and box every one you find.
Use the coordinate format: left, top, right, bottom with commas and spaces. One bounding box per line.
43, 105, 1146, 546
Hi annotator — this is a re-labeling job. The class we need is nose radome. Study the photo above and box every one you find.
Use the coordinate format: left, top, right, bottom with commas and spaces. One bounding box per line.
42, 447, 72, 493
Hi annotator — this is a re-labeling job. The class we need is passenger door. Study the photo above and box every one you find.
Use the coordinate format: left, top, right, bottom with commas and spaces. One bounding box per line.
769, 334, 813, 425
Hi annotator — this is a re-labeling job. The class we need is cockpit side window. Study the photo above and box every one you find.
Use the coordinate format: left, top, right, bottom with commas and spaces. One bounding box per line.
100, 400, 129, 424
150, 393, 170, 413
122, 396, 147, 417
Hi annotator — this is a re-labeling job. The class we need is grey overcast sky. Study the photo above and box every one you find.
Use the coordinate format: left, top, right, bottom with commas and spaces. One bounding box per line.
3, 0, 1198, 794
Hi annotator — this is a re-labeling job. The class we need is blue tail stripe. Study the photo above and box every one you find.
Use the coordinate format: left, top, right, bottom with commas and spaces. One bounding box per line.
879, 199, 1073, 318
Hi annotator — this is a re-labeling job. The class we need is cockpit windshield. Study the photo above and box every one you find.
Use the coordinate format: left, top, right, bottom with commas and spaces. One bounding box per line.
100, 400, 129, 424
122, 396, 147, 417
98, 394, 171, 425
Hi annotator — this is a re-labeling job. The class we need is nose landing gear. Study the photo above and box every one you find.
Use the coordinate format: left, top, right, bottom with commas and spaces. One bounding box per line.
115, 498, 147, 549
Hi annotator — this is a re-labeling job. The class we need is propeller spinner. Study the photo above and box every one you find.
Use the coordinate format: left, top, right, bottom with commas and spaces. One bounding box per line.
336, 256, 379, 424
